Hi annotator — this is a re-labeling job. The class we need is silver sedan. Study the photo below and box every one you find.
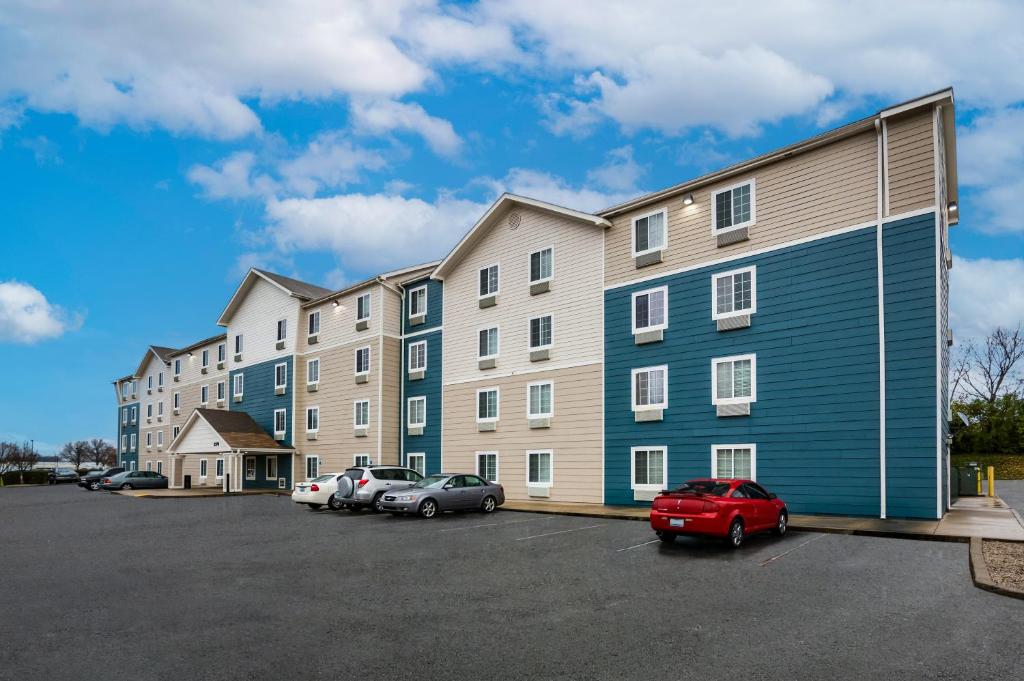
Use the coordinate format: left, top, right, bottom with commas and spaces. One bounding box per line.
380, 473, 505, 518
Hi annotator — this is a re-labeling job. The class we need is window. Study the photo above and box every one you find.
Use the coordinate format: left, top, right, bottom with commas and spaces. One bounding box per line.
407, 453, 426, 476
632, 286, 668, 333
355, 347, 370, 375
131, 380, 138, 395
146, 461, 152, 471
216, 458, 224, 479
122, 382, 129, 399
158, 371, 164, 387
146, 432, 152, 447
217, 381, 225, 401
244, 457, 256, 480
408, 341, 426, 371
476, 388, 499, 422
234, 334, 243, 354
122, 408, 127, 425
712, 266, 756, 319
477, 452, 498, 482
478, 327, 499, 359
529, 315, 552, 349
157, 431, 164, 447
307, 358, 320, 385
157, 401, 164, 417
353, 400, 369, 428
274, 363, 288, 390
200, 459, 208, 478
174, 358, 181, 376
527, 381, 553, 418
712, 445, 756, 480
217, 343, 225, 363
530, 247, 553, 283
632, 366, 668, 411
201, 349, 209, 367
408, 396, 426, 428
130, 406, 137, 423
172, 425, 180, 439
273, 409, 287, 435
147, 404, 153, 418
130, 434, 136, 451
712, 354, 756, 405
527, 450, 553, 486
306, 406, 319, 432
305, 456, 319, 479
148, 375, 153, 390
479, 264, 499, 297
201, 385, 209, 405
233, 374, 244, 398
632, 208, 667, 256
409, 286, 427, 318
357, 293, 371, 321
276, 319, 287, 342
712, 180, 755, 232
308, 311, 320, 336
266, 456, 278, 480
632, 447, 667, 491
353, 454, 371, 467
157, 461, 163, 475
173, 392, 180, 409
120, 435, 127, 452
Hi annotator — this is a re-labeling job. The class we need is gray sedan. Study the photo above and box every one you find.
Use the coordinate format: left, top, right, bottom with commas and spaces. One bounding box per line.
100, 470, 168, 490
380, 473, 505, 518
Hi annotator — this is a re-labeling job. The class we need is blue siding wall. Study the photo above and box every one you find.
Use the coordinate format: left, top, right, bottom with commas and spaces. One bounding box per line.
229, 356, 293, 488
402, 276, 443, 474
119, 401, 140, 470
604, 227, 882, 516
242, 453, 293, 490
883, 212, 938, 518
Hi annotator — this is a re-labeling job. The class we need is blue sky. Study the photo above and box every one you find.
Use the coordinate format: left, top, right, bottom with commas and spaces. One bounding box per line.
1, 1, 1023, 453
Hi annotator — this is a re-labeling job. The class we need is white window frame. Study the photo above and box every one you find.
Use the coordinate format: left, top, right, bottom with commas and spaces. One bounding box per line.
130, 406, 137, 423
528, 314, 553, 350
172, 425, 180, 439
631, 446, 668, 492
216, 458, 225, 479
526, 449, 554, 487
147, 403, 153, 418
407, 453, 426, 476
233, 373, 244, 398
711, 353, 757, 406
308, 310, 320, 337
157, 401, 164, 417
307, 358, 320, 386
146, 432, 152, 448
631, 207, 668, 257
353, 399, 370, 428
478, 263, 500, 298
476, 387, 500, 423
274, 362, 288, 390
217, 343, 226, 363
244, 456, 257, 481
234, 334, 243, 354
148, 375, 153, 390
173, 392, 180, 410
407, 396, 427, 428
276, 318, 287, 342
157, 461, 163, 475
266, 455, 278, 480
476, 451, 499, 483
477, 325, 499, 360
408, 340, 427, 372
710, 178, 756, 235
122, 408, 127, 425
157, 430, 164, 447
526, 381, 554, 419
355, 346, 371, 376
529, 246, 554, 284
408, 285, 428, 318
173, 359, 181, 376
146, 461, 153, 471
353, 454, 372, 467
273, 408, 287, 435
711, 265, 757, 320
631, 365, 668, 411
356, 292, 371, 322
200, 384, 209, 406
217, 381, 225, 401
200, 459, 208, 479
306, 406, 320, 433
130, 434, 136, 452
711, 444, 757, 481
201, 349, 209, 368
158, 371, 164, 387
631, 285, 669, 334
120, 434, 127, 452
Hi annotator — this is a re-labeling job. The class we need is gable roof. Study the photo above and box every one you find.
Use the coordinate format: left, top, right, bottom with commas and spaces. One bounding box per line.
167, 333, 228, 359
217, 268, 331, 326
132, 345, 178, 377
169, 408, 291, 453
432, 193, 611, 280
301, 260, 441, 308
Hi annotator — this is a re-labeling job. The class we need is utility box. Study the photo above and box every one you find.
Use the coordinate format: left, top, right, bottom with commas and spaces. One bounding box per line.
958, 464, 980, 497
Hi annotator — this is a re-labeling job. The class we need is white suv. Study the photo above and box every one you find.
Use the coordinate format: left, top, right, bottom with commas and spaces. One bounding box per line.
332, 466, 423, 513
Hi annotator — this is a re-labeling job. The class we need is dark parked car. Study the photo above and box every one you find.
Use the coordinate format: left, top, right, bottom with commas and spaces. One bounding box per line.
48, 468, 80, 484
380, 473, 505, 518
79, 467, 125, 491
100, 470, 168, 490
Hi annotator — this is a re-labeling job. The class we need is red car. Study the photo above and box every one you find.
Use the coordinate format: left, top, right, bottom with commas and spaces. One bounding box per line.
650, 479, 788, 548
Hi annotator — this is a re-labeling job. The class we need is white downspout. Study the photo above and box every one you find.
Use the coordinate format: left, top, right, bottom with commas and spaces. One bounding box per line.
875, 118, 887, 520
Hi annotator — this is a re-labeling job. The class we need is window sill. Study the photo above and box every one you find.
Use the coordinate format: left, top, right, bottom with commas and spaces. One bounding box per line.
716, 402, 751, 417
633, 408, 664, 423
634, 249, 663, 269
633, 329, 663, 345
716, 314, 751, 331
478, 294, 497, 309
529, 280, 551, 295
477, 421, 497, 432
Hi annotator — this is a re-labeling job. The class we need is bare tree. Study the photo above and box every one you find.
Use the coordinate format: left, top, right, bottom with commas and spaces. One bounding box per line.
959, 326, 1024, 404
0, 441, 18, 474
59, 440, 91, 469
7, 442, 38, 472
88, 438, 116, 467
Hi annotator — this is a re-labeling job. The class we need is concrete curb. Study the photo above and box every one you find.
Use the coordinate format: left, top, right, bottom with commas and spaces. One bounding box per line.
115, 490, 291, 499
968, 536, 1024, 600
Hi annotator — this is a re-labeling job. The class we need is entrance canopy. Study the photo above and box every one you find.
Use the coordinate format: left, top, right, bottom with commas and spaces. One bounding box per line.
169, 408, 291, 455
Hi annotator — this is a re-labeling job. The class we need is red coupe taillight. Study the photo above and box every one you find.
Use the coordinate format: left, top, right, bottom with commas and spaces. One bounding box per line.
310, 484, 320, 492
702, 500, 720, 513
102, 478, 110, 484
358, 479, 369, 487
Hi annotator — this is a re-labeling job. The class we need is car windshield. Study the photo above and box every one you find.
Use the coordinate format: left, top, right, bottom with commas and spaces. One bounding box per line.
674, 481, 732, 497
310, 474, 334, 483
411, 475, 450, 489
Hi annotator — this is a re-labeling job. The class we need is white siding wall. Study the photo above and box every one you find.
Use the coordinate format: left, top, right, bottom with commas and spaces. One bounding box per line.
227, 278, 302, 369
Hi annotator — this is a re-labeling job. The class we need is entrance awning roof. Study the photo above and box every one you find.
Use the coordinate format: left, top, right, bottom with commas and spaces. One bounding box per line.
169, 408, 293, 454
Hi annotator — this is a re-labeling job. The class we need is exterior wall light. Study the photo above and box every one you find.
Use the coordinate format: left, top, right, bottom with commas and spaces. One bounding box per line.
332, 300, 340, 307
682, 193, 694, 206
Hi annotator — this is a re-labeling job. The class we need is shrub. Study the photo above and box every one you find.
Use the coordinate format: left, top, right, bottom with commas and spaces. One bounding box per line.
1, 470, 50, 485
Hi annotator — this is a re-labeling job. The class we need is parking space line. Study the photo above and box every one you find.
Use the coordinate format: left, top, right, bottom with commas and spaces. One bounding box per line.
438, 516, 557, 533
515, 524, 605, 541
616, 538, 661, 552
759, 533, 827, 567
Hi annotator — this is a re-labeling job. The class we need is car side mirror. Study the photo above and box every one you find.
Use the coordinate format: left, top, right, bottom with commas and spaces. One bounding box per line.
768, 493, 777, 500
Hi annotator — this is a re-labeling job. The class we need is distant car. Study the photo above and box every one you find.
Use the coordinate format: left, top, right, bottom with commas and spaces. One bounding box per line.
332, 466, 424, 513
100, 470, 168, 490
292, 473, 348, 509
649, 479, 788, 548
79, 467, 124, 491
380, 473, 504, 518
48, 468, 80, 484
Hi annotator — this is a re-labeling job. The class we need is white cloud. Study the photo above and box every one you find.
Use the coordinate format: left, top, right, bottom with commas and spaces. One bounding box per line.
951, 256, 1024, 341
350, 98, 463, 157
0, 281, 83, 344
186, 152, 276, 200
278, 133, 387, 196
585, 145, 644, 192
958, 107, 1024, 234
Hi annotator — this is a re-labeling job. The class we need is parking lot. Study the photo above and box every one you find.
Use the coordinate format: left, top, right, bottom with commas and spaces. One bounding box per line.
1, 485, 1022, 681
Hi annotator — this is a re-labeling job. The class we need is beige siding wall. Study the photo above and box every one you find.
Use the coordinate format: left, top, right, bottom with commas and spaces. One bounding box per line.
168, 339, 229, 445
380, 285, 403, 338
380, 335, 401, 465
442, 205, 605, 384
298, 284, 383, 356
441, 363, 602, 503
139, 355, 169, 461
604, 130, 879, 288
227, 278, 301, 370
887, 109, 936, 215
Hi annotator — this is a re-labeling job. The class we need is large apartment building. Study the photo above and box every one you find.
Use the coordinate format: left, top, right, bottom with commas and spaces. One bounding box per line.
112, 89, 956, 519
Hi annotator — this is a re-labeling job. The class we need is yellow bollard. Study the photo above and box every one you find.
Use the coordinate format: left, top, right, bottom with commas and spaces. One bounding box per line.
988, 466, 996, 498
977, 470, 982, 496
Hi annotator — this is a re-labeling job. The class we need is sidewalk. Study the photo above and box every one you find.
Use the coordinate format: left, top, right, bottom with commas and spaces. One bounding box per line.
502, 495, 1024, 542
115, 488, 287, 498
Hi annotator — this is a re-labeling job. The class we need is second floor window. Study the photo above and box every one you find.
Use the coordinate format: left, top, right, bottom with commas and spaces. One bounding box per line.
355, 347, 370, 375
409, 286, 427, 317
274, 409, 287, 434
217, 343, 225, 362
308, 311, 320, 336
713, 181, 754, 232
357, 293, 371, 321
530, 248, 553, 282
201, 349, 209, 367
479, 264, 499, 297
478, 327, 498, 359
173, 392, 180, 409
528, 382, 553, 418
235, 334, 243, 354
529, 315, 552, 349
277, 319, 287, 341
633, 209, 666, 256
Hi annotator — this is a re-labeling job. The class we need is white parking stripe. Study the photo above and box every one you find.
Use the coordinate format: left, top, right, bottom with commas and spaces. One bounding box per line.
516, 524, 605, 541
439, 516, 557, 533
759, 534, 827, 567
616, 539, 661, 552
